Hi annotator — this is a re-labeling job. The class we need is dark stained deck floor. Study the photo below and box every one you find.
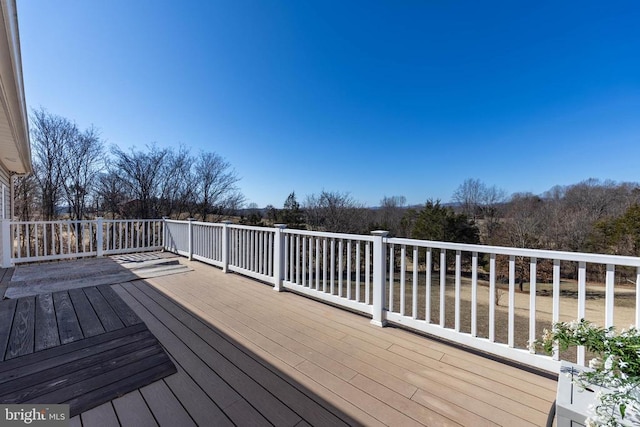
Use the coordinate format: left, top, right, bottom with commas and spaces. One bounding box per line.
0, 285, 176, 417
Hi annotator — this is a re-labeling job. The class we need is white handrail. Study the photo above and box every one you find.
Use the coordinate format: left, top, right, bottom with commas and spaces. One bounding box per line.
387, 237, 640, 267
161, 219, 640, 373
6, 217, 638, 374
4, 218, 163, 263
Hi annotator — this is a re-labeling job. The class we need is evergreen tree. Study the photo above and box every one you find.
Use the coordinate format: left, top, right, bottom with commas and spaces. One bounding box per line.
411, 200, 480, 244
281, 192, 304, 229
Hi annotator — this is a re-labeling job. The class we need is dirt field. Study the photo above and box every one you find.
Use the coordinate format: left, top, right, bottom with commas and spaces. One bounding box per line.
378, 273, 637, 363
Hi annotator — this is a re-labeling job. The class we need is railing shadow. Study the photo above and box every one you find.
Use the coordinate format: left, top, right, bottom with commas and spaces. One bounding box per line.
117, 278, 365, 426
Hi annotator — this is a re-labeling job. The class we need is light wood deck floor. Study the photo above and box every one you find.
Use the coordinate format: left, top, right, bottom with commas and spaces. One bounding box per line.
69, 258, 558, 427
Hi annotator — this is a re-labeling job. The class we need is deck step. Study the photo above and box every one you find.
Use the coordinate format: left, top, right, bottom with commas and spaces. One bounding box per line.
113, 253, 192, 279
129, 264, 191, 279
117, 258, 181, 270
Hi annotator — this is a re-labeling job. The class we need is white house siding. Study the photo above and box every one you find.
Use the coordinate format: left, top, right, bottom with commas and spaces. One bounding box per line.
0, 164, 7, 264
0, 0, 33, 267
0, 164, 9, 219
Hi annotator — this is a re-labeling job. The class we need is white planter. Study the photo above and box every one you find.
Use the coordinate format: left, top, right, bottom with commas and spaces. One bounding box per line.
556, 361, 640, 427
556, 361, 597, 426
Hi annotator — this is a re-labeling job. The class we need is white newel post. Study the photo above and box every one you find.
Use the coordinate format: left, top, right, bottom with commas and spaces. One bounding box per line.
96, 217, 104, 257
1, 219, 11, 268
221, 221, 232, 273
371, 230, 389, 327
161, 217, 167, 250
273, 224, 287, 291
188, 218, 194, 260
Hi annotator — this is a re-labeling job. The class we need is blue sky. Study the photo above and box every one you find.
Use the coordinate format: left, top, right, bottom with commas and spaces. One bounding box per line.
17, 1, 640, 208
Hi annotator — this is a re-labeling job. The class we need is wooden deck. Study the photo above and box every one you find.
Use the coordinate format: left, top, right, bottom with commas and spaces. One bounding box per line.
0, 285, 176, 416
3, 257, 558, 426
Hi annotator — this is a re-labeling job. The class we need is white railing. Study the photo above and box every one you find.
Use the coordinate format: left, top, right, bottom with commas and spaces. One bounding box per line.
164, 220, 277, 283
164, 220, 640, 373
4, 217, 638, 374
383, 239, 640, 372
192, 221, 224, 267
103, 219, 163, 255
228, 224, 276, 283
2, 218, 163, 264
163, 219, 191, 258
281, 229, 375, 316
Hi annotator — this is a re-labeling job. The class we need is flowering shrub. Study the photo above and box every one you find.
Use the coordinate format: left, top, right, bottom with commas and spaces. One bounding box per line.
532, 319, 640, 426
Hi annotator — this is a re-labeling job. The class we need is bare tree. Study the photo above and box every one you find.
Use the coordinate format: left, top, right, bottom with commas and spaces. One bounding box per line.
501, 193, 543, 248
158, 146, 196, 218
110, 144, 169, 219
96, 171, 127, 219
265, 204, 278, 224
497, 193, 544, 291
13, 173, 39, 220
453, 179, 506, 243
242, 202, 262, 225
31, 108, 77, 220
62, 125, 105, 220
304, 191, 369, 233
377, 195, 407, 236
452, 178, 484, 220
559, 179, 627, 252
480, 184, 507, 244
194, 152, 243, 221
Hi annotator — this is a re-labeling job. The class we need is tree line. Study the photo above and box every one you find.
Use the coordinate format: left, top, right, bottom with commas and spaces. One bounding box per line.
17, 109, 640, 261
248, 178, 640, 259
15, 108, 244, 221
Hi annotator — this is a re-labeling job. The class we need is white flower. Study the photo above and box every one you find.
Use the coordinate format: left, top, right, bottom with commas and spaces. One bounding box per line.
585, 417, 598, 427
605, 355, 615, 371
539, 319, 640, 426
589, 358, 603, 369
527, 339, 536, 352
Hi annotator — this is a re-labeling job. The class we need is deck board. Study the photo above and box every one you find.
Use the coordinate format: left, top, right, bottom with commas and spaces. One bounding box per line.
53, 291, 83, 344
130, 279, 359, 427
0, 298, 17, 359
161, 364, 234, 427
84, 286, 124, 332
122, 282, 304, 427
0, 256, 558, 426
0, 330, 159, 401
35, 293, 60, 352
61, 358, 175, 415
145, 260, 558, 426
0, 286, 176, 417
80, 402, 119, 427
140, 380, 197, 427
68, 288, 105, 338
112, 390, 158, 427
97, 285, 142, 327
6, 296, 35, 359
0, 267, 14, 300
170, 274, 536, 420
112, 283, 275, 426
202, 267, 557, 422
